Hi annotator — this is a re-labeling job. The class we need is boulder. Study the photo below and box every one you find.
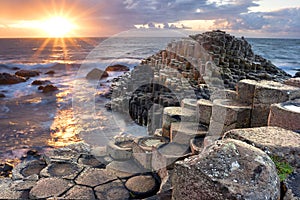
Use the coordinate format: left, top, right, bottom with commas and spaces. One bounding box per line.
0, 73, 26, 84
31, 80, 51, 85
86, 68, 109, 80
294, 72, 300, 78
15, 70, 39, 78
224, 126, 300, 168
42, 84, 58, 93
172, 139, 280, 200
105, 64, 130, 72
45, 70, 55, 75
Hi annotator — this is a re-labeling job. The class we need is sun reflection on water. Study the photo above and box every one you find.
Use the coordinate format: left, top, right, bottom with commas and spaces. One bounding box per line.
48, 108, 82, 147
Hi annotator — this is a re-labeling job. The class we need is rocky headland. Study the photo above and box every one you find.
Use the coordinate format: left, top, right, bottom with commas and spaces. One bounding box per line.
1, 30, 300, 199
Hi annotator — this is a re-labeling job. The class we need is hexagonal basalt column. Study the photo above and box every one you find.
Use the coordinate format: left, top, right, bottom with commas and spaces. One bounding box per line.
95, 180, 130, 199
237, 79, 300, 127
40, 161, 83, 179
75, 168, 117, 187
132, 136, 168, 170
170, 122, 207, 145
197, 99, 213, 126
208, 99, 251, 137
269, 100, 300, 132
29, 178, 74, 199
106, 140, 134, 161
162, 107, 197, 138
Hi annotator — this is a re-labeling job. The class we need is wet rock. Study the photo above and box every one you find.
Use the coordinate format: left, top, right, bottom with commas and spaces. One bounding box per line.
31, 80, 51, 85
40, 161, 83, 179
125, 173, 161, 199
0, 93, 5, 98
95, 180, 130, 200
43, 142, 91, 163
172, 139, 280, 200
12, 160, 47, 180
29, 177, 73, 199
62, 185, 96, 199
2, 163, 13, 172
15, 70, 39, 78
45, 70, 55, 75
0, 73, 26, 84
42, 84, 58, 93
86, 68, 109, 80
75, 168, 117, 187
224, 126, 300, 168
105, 64, 130, 72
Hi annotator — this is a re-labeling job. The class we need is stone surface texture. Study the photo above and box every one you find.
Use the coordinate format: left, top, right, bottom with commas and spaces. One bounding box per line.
172, 139, 280, 200
224, 126, 300, 167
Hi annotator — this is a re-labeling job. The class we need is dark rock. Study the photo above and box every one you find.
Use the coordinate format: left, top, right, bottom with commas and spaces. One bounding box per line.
105, 64, 130, 72
31, 80, 51, 85
86, 68, 109, 80
45, 70, 55, 75
283, 169, 300, 200
42, 84, 58, 93
15, 70, 39, 78
3, 163, 13, 172
37, 86, 44, 90
0, 73, 26, 84
0, 93, 5, 98
294, 72, 300, 78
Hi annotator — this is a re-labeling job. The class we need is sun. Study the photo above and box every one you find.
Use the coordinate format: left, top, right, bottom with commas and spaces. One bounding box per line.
42, 16, 77, 38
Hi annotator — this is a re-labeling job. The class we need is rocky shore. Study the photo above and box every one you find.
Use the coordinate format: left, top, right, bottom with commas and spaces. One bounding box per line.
1, 30, 300, 199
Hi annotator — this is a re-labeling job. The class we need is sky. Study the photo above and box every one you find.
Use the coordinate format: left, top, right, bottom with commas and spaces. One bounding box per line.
0, 0, 299, 38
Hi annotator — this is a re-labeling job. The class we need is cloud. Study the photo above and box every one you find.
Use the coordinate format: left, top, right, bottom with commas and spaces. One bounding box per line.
0, 0, 299, 37
213, 7, 300, 37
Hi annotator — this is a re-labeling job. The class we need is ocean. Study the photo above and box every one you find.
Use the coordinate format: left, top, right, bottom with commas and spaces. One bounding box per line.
0, 36, 299, 162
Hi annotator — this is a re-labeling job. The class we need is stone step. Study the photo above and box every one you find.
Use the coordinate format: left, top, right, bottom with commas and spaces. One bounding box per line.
162, 107, 198, 138
170, 122, 207, 145
269, 100, 300, 132
224, 126, 300, 168
197, 99, 213, 125
106, 140, 134, 161
208, 99, 251, 137
237, 79, 300, 127
181, 98, 198, 110
132, 136, 169, 170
